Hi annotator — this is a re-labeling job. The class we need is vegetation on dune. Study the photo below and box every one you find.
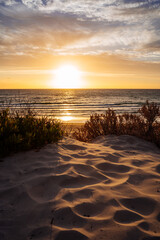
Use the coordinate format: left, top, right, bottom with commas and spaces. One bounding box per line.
73, 101, 160, 147
1, 101, 160, 157
0, 108, 63, 157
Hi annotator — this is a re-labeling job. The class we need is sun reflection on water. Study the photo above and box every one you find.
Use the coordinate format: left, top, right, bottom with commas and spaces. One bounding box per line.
60, 116, 74, 121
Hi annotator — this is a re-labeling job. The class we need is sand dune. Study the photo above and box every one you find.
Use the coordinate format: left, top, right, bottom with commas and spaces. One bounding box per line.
0, 135, 160, 240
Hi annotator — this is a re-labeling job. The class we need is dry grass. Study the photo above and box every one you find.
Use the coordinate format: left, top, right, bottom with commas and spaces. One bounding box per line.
73, 101, 160, 147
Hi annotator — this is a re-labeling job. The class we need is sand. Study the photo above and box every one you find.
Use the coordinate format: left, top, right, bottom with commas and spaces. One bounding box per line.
0, 135, 160, 240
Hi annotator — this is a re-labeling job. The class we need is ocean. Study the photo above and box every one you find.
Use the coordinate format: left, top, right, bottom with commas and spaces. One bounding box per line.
0, 89, 160, 123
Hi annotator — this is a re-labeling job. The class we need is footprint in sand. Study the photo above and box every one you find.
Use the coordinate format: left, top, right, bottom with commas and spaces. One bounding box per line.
114, 210, 142, 223
73, 164, 96, 174
131, 160, 149, 167
74, 188, 93, 198
52, 207, 86, 228
120, 197, 156, 216
63, 188, 93, 202
127, 173, 154, 185
96, 162, 130, 173
59, 154, 71, 161
26, 176, 60, 203
103, 153, 120, 162
74, 202, 105, 217
73, 164, 107, 180
138, 221, 150, 231
55, 230, 88, 240
61, 144, 86, 151
60, 175, 99, 188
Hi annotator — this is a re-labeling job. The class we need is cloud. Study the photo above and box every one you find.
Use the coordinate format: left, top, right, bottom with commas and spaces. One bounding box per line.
143, 40, 160, 52
120, 0, 160, 16
0, 0, 160, 62
0, 4, 94, 52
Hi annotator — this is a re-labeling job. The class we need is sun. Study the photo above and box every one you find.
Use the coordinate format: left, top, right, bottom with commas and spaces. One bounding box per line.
53, 65, 82, 89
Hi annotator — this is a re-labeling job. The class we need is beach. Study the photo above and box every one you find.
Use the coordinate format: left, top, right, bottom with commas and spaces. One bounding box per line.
1, 0, 160, 238
0, 135, 160, 240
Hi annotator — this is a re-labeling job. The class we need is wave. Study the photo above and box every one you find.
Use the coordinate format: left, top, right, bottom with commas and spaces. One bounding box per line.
0, 89, 160, 122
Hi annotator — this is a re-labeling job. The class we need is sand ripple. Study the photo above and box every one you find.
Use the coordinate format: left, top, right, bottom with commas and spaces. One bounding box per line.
0, 135, 160, 240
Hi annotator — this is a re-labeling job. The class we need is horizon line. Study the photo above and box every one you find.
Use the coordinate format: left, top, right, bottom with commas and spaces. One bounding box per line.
0, 88, 160, 90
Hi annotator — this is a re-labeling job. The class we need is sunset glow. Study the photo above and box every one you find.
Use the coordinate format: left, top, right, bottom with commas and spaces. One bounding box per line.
0, 0, 159, 89
53, 65, 82, 89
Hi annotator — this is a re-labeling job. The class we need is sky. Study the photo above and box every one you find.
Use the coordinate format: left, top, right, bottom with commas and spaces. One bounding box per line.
0, 0, 160, 88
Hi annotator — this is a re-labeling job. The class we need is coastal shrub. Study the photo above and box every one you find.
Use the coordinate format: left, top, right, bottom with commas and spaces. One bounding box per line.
73, 101, 160, 147
0, 108, 63, 157
138, 100, 160, 135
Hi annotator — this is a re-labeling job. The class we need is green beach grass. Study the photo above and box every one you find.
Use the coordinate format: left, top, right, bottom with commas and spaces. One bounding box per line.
0, 108, 63, 157
1, 101, 160, 157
